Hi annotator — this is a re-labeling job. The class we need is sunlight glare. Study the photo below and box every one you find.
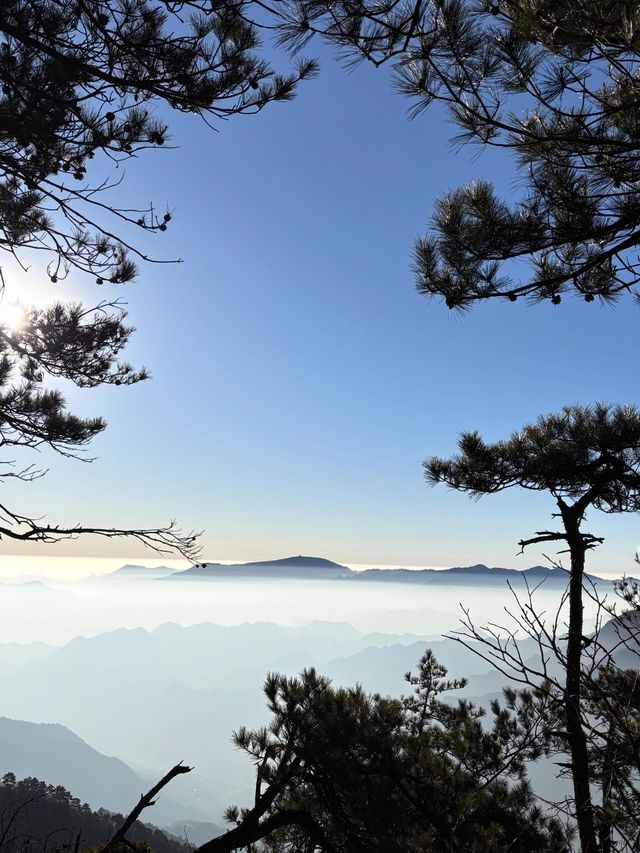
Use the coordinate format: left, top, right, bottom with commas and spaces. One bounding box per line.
0, 300, 26, 332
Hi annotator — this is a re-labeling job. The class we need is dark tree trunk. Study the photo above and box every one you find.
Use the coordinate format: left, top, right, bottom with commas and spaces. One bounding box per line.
198, 808, 338, 853
564, 508, 598, 853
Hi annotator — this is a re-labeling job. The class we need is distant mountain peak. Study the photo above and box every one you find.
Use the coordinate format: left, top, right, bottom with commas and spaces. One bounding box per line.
107, 564, 177, 579
240, 555, 347, 569
170, 555, 353, 580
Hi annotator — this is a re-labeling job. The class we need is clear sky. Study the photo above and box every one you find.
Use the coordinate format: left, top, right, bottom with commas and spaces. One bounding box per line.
0, 44, 638, 577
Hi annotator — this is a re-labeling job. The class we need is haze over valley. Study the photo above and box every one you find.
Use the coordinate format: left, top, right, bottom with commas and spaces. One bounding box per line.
0, 554, 629, 839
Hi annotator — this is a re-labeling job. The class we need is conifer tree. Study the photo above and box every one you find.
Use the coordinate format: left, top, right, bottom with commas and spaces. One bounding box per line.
425, 402, 640, 853
198, 655, 569, 853
0, 0, 316, 285
0, 0, 316, 556
273, 0, 640, 309
0, 298, 202, 557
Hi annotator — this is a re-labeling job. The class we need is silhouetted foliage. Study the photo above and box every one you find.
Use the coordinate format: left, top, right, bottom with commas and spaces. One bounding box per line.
0, 298, 202, 556
271, 0, 640, 309
0, 773, 185, 853
0, 0, 317, 285
0, 0, 318, 557
425, 402, 640, 853
199, 654, 569, 852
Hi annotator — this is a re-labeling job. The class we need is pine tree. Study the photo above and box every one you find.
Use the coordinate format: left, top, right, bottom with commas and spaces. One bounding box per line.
0, 0, 317, 556
425, 402, 640, 853
273, 0, 640, 309
198, 657, 569, 852
0, 299, 203, 556
0, 0, 317, 285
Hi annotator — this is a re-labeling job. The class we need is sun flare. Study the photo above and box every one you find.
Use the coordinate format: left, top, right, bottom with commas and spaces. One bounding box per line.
0, 300, 26, 332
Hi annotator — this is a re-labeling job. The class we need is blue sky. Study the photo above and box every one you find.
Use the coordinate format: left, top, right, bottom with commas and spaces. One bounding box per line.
1, 46, 638, 576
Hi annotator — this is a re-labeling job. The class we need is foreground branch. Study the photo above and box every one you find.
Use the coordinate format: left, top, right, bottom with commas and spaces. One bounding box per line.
0, 503, 202, 562
101, 762, 192, 853
198, 808, 338, 853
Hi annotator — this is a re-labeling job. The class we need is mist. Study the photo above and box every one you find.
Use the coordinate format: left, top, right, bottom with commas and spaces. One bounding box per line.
0, 567, 614, 837
0, 574, 588, 645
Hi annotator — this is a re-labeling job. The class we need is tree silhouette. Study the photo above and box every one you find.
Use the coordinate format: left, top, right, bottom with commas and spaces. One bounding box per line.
425, 402, 640, 853
0, 297, 205, 557
272, 0, 640, 309
198, 656, 569, 852
0, 0, 317, 557
0, 0, 317, 285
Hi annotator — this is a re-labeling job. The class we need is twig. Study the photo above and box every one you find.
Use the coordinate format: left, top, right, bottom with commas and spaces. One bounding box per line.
102, 762, 192, 853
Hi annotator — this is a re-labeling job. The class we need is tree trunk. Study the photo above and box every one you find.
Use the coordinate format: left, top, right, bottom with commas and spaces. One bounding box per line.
564, 511, 598, 853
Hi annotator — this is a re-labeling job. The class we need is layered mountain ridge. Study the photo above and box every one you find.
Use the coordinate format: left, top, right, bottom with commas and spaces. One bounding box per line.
99, 557, 614, 587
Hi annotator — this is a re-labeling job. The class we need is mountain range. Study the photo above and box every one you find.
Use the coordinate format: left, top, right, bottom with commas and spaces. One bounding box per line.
107, 564, 178, 579
0, 611, 636, 832
98, 556, 614, 587
350, 563, 604, 586
0, 620, 474, 818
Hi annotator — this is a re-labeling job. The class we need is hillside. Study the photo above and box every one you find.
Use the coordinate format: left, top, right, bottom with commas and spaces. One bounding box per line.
0, 717, 210, 827
106, 564, 179, 580
0, 774, 187, 853
592, 610, 640, 670
170, 555, 353, 580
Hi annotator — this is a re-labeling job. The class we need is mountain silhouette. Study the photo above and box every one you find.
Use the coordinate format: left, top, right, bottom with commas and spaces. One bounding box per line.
350, 563, 605, 586
0, 717, 210, 826
110, 558, 617, 587
104, 564, 178, 579
171, 555, 353, 580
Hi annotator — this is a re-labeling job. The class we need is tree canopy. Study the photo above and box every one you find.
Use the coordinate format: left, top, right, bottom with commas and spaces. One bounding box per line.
425, 402, 640, 514
0, 298, 202, 557
425, 403, 640, 853
0, 0, 317, 285
0, 0, 317, 557
200, 653, 569, 853
270, 0, 640, 309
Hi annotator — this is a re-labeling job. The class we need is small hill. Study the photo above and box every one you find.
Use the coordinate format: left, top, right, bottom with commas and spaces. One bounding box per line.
0, 580, 75, 598
170, 555, 353, 580
0, 641, 55, 676
104, 564, 178, 580
0, 774, 186, 853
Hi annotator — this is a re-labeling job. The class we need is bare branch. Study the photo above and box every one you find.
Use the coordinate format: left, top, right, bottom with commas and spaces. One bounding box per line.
102, 762, 193, 853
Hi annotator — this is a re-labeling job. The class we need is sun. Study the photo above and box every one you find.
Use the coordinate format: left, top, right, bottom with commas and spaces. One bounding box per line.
0, 300, 26, 333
